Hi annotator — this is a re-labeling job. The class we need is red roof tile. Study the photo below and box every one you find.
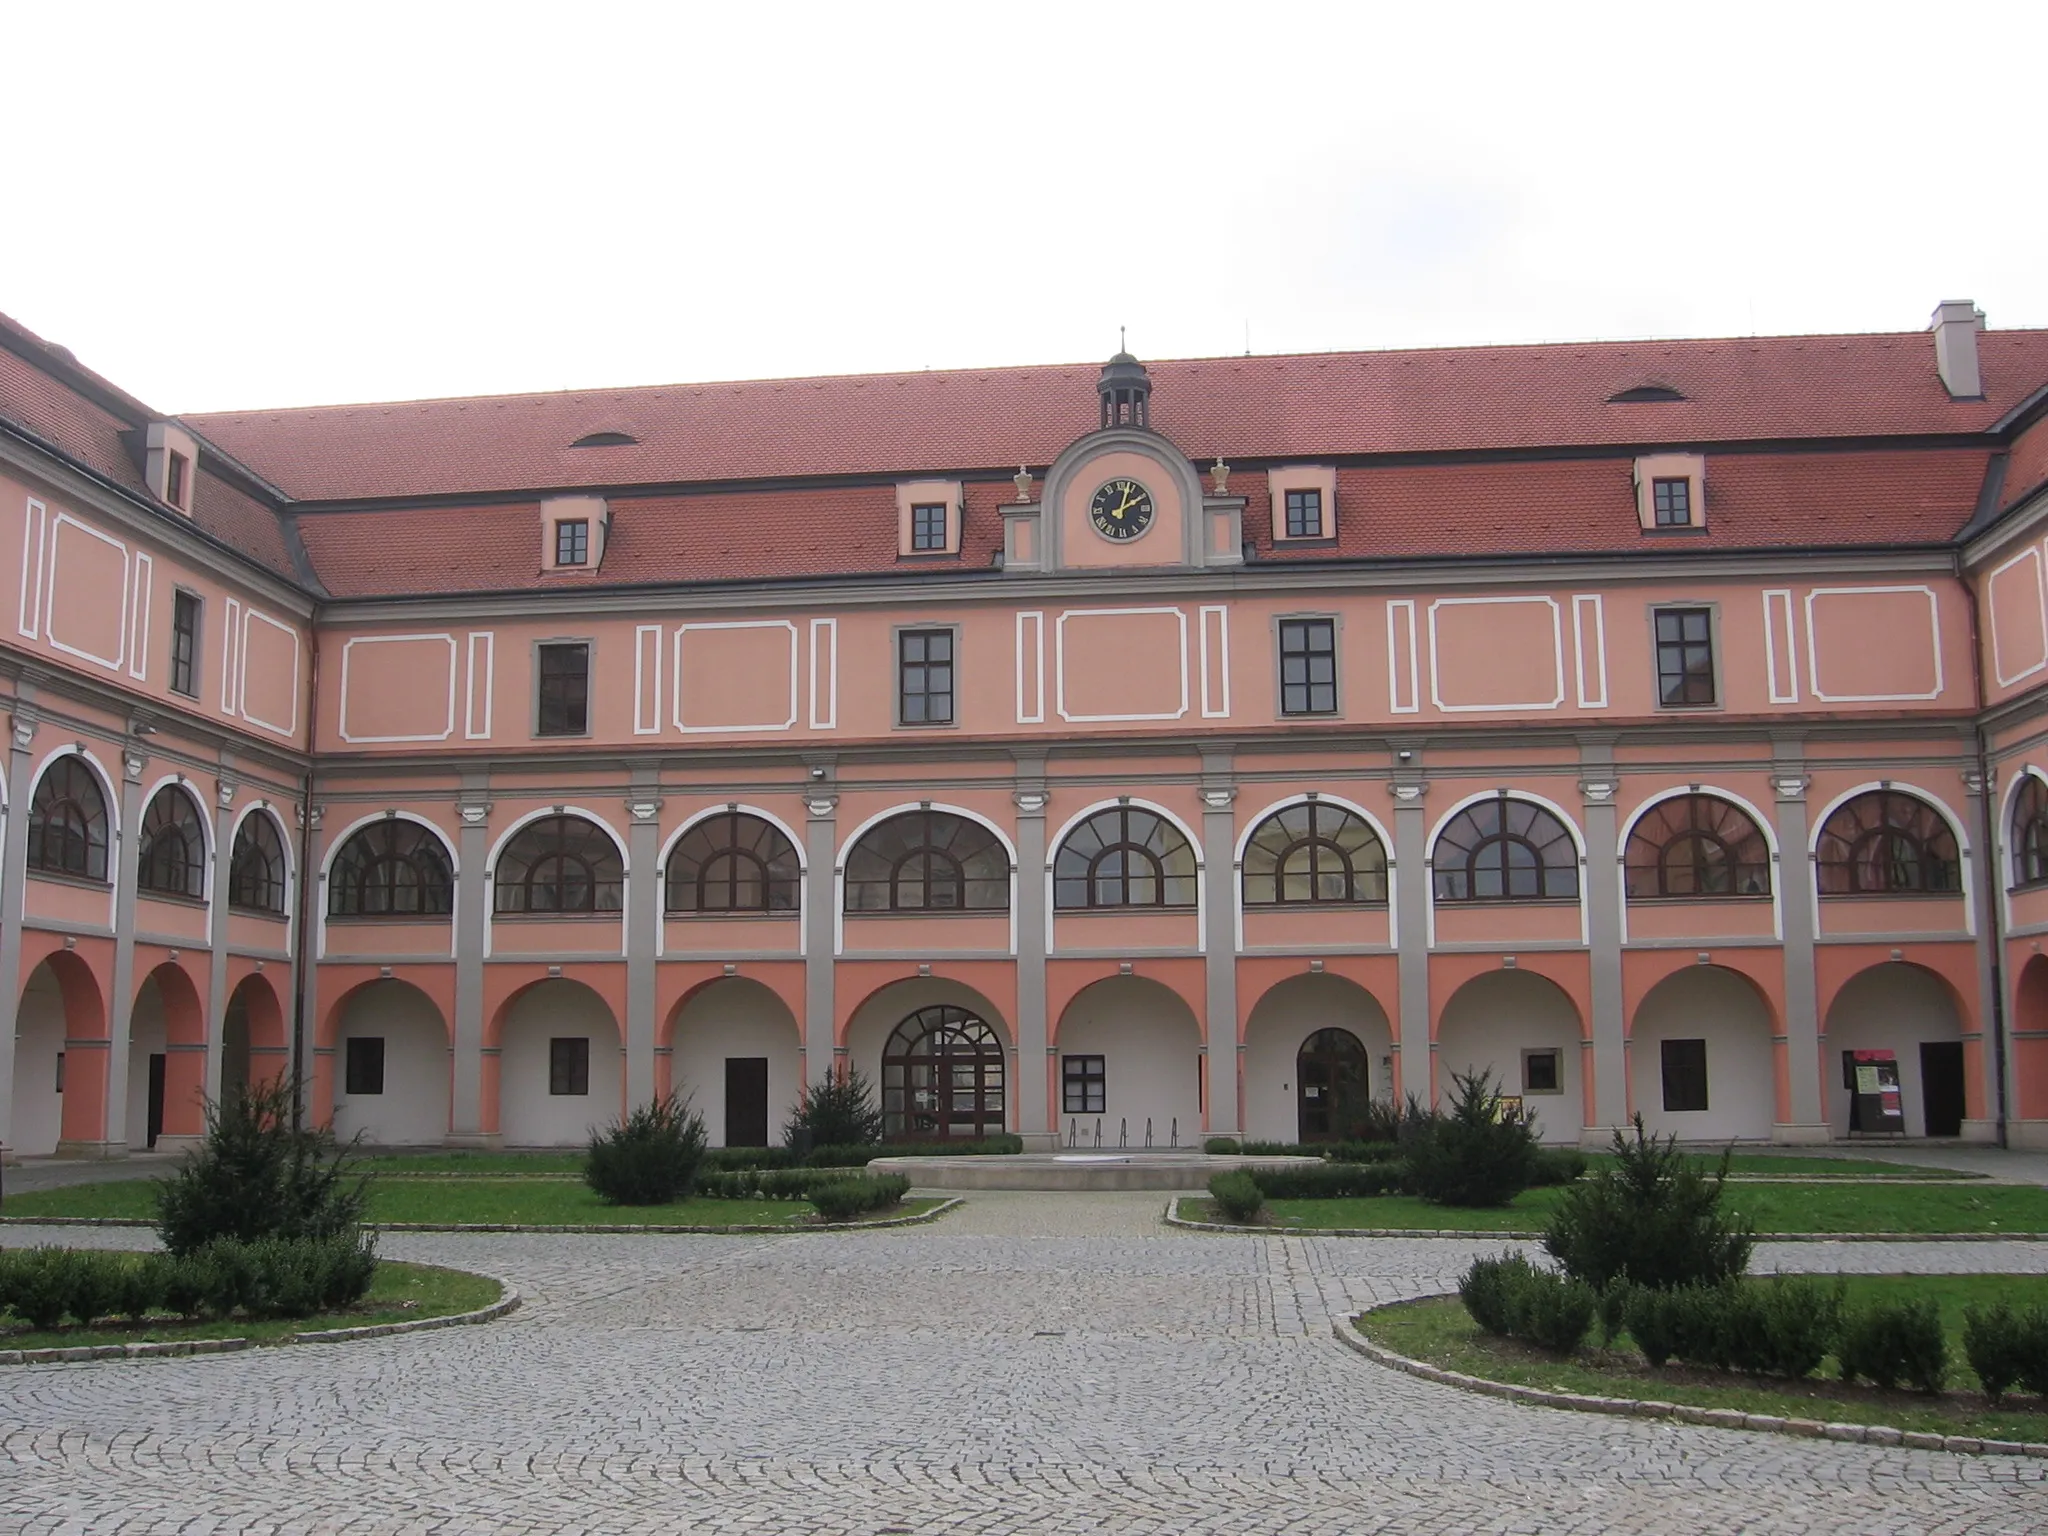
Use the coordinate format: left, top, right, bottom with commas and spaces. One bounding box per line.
2003, 414, 2048, 520
185, 330, 2048, 505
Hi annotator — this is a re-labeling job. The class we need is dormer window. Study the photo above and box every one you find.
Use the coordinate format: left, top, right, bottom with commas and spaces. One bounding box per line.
1651, 478, 1690, 527
556, 519, 590, 566
896, 480, 962, 556
1633, 453, 1706, 532
165, 452, 188, 509
144, 422, 200, 515
1266, 466, 1337, 543
541, 494, 608, 571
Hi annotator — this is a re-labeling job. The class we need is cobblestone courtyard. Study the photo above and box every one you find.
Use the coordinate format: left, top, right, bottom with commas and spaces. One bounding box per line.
5, 1194, 2048, 1534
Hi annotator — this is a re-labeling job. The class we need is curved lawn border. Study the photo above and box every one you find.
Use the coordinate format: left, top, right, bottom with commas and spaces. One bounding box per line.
2, 1196, 962, 1237
1161, 1197, 2048, 1242
1, 1276, 520, 1368
1333, 1302, 2048, 1460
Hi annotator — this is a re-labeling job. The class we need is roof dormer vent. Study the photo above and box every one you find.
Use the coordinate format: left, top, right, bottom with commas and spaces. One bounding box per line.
1930, 299, 1985, 400
1607, 384, 1687, 403
571, 430, 638, 448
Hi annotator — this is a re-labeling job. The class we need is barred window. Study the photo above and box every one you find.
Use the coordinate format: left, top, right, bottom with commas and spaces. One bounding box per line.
1623, 794, 1770, 899
1432, 796, 1579, 903
1242, 802, 1386, 905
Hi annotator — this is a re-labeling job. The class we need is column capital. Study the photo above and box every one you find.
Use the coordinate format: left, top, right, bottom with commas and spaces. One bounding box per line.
8, 711, 36, 753
457, 800, 493, 826
1013, 788, 1050, 814
1578, 777, 1617, 804
1962, 766, 1993, 798
1389, 778, 1427, 805
805, 793, 839, 820
1199, 786, 1236, 810
624, 795, 663, 824
122, 751, 150, 783
1772, 773, 1811, 803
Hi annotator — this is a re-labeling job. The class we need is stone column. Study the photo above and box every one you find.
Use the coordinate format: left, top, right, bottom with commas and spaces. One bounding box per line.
803, 783, 838, 1085
91, 747, 149, 1157
1391, 772, 1430, 1106
450, 780, 494, 1146
1579, 746, 1627, 1145
1771, 752, 1829, 1142
1012, 758, 1051, 1146
1200, 750, 1239, 1141
1962, 764, 2002, 1142
0, 705, 39, 1157
624, 771, 663, 1109
202, 775, 236, 1125
295, 803, 328, 1126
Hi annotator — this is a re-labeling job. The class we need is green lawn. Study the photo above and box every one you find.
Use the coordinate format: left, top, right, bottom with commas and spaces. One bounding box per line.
359, 1152, 585, 1175
1582, 1153, 1984, 1181
1186, 1181, 2048, 1234
3, 1179, 939, 1228
1358, 1274, 2048, 1443
0, 1259, 501, 1352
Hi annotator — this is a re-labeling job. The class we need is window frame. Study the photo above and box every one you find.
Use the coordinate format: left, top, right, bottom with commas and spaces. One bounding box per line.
895, 625, 958, 729
1430, 794, 1581, 905
1622, 792, 1772, 900
1061, 1054, 1107, 1115
2011, 774, 2048, 890
228, 811, 289, 915
549, 1036, 591, 1096
1815, 789, 1962, 897
1052, 804, 1199, 911
554, 518, 590, 567
1660, 1037, 1709, 1113
843, 809, 1010, 914
1651, 477, 1692, 527
169, 589, 202, 699
343, 1036, 386, 1097
165, 450, 188, 509
135, 784, 208, 901
1521, 1048, 1563, 1096
1650, 603, 1719, 710
663, 809, 801, 915
1283, 488, 1324, 539
1275, 614, 1340, 717
533, 638, 593, 738
493, 814, 625, 916
325, 818, 456, 920
908, 502, 948, 553
1240, 800, 1388, 907
26, 755, 112, 884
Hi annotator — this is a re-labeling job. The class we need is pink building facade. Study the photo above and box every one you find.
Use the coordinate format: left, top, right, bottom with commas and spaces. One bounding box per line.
5, 301, 2048, 1156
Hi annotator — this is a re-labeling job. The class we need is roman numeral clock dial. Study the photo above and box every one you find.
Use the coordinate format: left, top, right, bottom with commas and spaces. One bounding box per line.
1088, 477, 1155, 541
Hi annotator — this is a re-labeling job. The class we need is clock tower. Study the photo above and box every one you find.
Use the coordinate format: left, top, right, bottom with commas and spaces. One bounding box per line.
1098, 348, 1152, 429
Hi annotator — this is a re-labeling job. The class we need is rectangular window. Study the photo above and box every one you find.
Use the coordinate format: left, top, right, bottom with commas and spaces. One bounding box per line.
1661, 1038, 1709, 1112
1284, 488, 1324, 538
166, 451, 188, 508
1652, 477, 1692, 527
1654, 608, 1716, 708
555, 519, 590, 566
344, 1037, 386, 1096
536, 641, 590, 735
1062, 1055, 1107, 1115
549, 1036, 590, 1096
909, 502, 947, 552
1278, 618, 1338, 715
55, 1051, 64, 1093
1522, 1049, 1561, 1095
170, 590, 202, 698
898, 628, 954, 725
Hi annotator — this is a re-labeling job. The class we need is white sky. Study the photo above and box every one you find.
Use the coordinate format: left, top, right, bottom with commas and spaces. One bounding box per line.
5, 0, 2044, 412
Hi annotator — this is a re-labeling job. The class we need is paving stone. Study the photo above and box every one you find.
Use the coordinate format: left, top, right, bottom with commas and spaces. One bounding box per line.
1, 1196, 2043, 1533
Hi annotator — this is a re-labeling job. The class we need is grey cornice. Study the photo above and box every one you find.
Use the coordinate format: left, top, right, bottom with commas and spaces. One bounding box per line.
0, 421, 317, 617
312, 545, 1959, 625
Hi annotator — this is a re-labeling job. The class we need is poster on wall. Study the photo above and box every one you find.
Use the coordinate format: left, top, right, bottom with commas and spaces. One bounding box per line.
1843, 1048, 1905, 1134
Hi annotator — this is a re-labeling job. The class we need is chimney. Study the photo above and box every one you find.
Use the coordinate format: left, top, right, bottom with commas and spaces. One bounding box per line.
1930, 299, 1985, 399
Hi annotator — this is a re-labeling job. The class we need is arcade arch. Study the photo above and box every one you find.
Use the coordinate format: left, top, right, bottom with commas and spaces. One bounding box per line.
1823, 964, 1966, 1138
10, 954, 102, 1156
1628, 965, 1776, 1141
497, 978, 621, 1146
1054, 976, 1201, 1148
664, 977, 801, 1147
329, 978, 450, 1146
844, 977, 1013, 1138
1242, 972, 1393, 1144
1435, 970, 1583, 1144
126, 963, 204, 1150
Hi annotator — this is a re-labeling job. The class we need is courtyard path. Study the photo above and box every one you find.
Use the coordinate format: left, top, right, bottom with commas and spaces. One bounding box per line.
3, 1194, 2046, 1534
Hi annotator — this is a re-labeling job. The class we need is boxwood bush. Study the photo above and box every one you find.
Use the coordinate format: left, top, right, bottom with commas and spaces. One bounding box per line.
0, 1235, 377, 1331
808, 1174, 912, 1223
1837, 1297, 1948, 1393
1457, 1253, 1594, 1353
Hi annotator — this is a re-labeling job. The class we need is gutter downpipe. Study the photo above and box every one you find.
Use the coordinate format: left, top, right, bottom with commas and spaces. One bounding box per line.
290, 629, 320, 1133
1958, 551, 2010, 1147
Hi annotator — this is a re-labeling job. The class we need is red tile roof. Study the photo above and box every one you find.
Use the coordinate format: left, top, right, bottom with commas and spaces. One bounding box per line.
185, 330, 2048, 505
2004, 414, 2048, 522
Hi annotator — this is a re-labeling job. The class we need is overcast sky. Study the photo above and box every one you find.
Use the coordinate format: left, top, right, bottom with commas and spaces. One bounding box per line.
6, 1, 2043, 412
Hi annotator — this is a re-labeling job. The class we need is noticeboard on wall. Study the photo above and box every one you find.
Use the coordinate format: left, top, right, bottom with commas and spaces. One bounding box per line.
1843, 1048, 1905, 1134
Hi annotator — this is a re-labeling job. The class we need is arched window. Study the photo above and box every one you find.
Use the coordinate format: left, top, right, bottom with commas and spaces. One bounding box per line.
1816, 790, 1960, 895
1432, 796, 1579, 903
137, 785, 207, 899
493, 815, 624, 914
327, 819, 455, 918
1242, 802, 1387, 906
230, 812, 288, 914
881, 1006, 1005, 1139
2013, 776, 2048, 889
1623, 794, 1771, 899
665, 811, 800, 914
27, 756, 110, 881
1053, 805, 1197, 910
844, 810, 1008, 912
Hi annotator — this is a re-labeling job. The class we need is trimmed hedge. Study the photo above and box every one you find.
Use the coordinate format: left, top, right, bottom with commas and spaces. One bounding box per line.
1458, 1253, 1595, 1354
1208, 1171, 1266, 1223
808, 1175, 911, 1223
1624, 1278, 1844, 1377
698, 1167, 887, 1201
0, 1236, 377, 1331
1962, 1301, 2048, 1403
1837, 1297, 1948, 1393
1244, 1162, 1407, 1200
700, 1147, 798, 1173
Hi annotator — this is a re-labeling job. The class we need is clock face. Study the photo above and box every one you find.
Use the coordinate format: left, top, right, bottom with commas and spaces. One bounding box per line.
1089, 478, 1155, 541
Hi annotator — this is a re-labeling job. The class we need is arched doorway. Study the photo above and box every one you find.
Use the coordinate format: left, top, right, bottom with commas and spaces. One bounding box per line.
128, 964, 204, 1150
330, 978, 451, 1146
1242, 972, 1394, 1144
1296, 1028, 1370, 1142
1824, 963, 1966, 1138
1629, 965, 1775, 1142
665, 977, 801, 1148
220, 973, 288, 1101
881, 1006, 1005, 1141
